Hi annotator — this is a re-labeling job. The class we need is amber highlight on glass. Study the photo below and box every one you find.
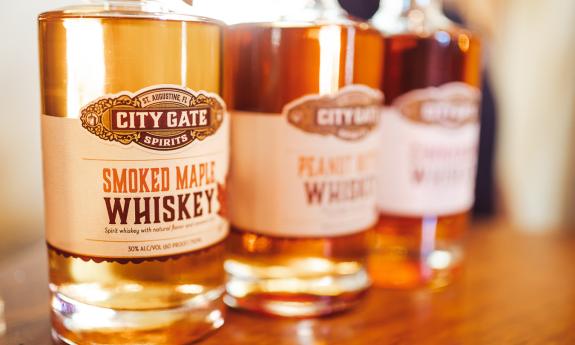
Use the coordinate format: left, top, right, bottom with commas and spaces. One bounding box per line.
39, 2, 225, 344
370, 0, 481, 289
224, 13, 384, 316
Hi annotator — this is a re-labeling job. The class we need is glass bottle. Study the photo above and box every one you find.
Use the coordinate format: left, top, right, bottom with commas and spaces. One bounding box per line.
224, 0, 384, 316
39, 1, 228, 343
370, 0, 481, 289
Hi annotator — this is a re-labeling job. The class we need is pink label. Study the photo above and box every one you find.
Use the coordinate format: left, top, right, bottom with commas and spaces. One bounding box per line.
377, 82, 481, 216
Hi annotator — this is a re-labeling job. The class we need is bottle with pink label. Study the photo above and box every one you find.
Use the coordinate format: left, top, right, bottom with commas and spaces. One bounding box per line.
370, 0, 482, 288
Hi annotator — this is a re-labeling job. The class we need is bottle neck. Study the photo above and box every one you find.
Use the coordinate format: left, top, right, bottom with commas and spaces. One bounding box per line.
308, 0, 346, 17
278, 0, 347, 23
312, 0, 341, 10
372, 0, 448, 34
376, 0, 442, 17
403, 0, 442, 13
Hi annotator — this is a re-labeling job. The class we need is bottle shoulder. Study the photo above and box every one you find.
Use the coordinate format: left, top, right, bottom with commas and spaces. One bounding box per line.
228, 17, 379, 35
374, 14, 478, 42
387, 25, 478, 40
373, 7, 477, 37
38, 2, 223, 27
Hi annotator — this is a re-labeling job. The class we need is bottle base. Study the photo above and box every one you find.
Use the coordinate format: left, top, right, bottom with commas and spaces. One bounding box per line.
224, 291, 367, 318
370, 213, 467, 289
369, 248, 463, 290
225, 259, 370, 317
50, 289, 225, 345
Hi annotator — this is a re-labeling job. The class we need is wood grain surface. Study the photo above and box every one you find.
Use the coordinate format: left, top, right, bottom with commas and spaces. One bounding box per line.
1, 220, 574, 345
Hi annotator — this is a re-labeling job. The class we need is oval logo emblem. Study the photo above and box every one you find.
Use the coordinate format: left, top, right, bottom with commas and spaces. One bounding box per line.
80, 85, 225, 151
394, 82, 480, 128
284, 85, 383, 141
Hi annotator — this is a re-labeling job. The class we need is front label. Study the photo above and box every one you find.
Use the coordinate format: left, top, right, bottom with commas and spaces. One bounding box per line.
377, 82, 481, 216
42, 85, 229, 260
229, 85, 382, 238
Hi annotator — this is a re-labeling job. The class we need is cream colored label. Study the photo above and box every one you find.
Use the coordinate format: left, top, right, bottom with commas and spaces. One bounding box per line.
42, 85, 229, 259
229, 85, 382, 238
378, 82, 481, 216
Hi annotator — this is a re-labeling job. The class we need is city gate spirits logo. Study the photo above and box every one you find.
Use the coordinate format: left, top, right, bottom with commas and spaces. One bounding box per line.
285, 85, 383, 141
80, 86, 225, 151
395, 82, 480, 128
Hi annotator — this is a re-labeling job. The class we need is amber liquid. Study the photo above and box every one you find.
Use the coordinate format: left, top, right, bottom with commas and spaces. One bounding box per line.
39, 9, 225, 344
224, 22, 384, 316
370, 28, 481, 289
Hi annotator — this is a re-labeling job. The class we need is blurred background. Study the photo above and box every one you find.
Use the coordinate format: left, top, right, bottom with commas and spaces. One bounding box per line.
0, 0, 574, 258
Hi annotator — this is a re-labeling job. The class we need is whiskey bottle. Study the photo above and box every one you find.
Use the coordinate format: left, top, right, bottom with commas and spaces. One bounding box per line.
370, 0, 481, 288
39, 1, 228, 343
224, 0, 384, 316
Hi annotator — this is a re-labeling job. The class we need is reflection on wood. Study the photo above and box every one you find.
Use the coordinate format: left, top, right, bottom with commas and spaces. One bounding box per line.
1, 220, 574, 344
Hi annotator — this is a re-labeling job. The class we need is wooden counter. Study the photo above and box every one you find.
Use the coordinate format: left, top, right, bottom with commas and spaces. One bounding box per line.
1, 220, 574, 344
